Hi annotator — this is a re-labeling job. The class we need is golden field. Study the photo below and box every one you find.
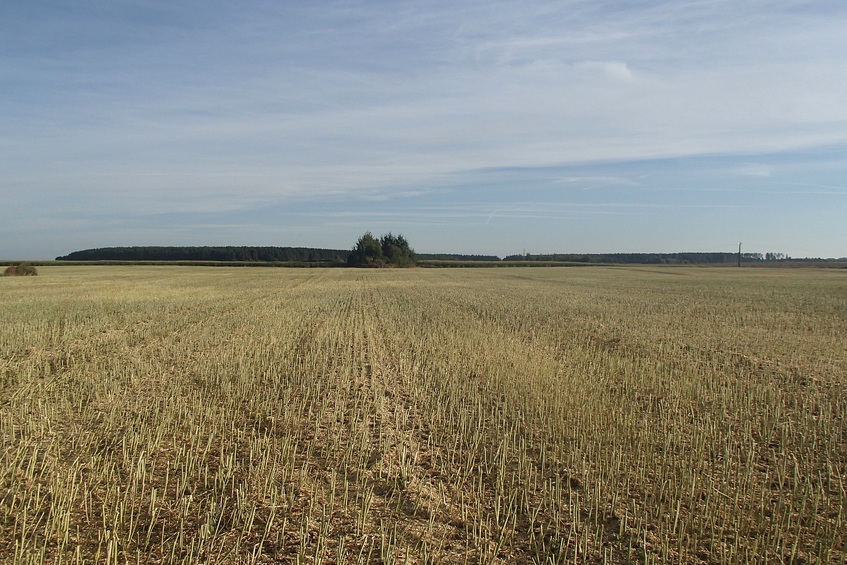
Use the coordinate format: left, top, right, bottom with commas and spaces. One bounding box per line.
1, 266, 845, 564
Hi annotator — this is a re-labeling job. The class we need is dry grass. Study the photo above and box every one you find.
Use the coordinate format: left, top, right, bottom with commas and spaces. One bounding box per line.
1, 266, 845, 563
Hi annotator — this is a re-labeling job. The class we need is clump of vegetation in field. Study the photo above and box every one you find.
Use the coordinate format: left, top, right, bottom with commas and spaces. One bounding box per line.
348, 232, 416, 267
3, 262, 38, 276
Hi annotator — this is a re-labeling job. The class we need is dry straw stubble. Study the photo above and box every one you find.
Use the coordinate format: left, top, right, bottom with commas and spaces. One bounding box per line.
0, 265, 845, 563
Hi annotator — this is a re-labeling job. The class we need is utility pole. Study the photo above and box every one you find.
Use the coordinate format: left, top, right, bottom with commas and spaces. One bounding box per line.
737, 242, 742, 267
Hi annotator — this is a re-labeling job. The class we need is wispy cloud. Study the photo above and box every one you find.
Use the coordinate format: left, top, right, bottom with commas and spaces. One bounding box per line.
576, 60, 636, 81
556, 176, 641, 190
735, 164, 774, 178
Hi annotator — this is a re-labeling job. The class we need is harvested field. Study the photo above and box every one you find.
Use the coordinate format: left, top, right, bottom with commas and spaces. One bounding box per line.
1, 266, 845, 563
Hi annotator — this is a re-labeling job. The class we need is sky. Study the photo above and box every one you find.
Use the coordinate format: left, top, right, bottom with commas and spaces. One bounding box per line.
2, 1, 846, 260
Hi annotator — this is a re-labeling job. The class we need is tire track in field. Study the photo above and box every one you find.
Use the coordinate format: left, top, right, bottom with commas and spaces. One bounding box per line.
248, 274, 479, 563
325, 277, 526, 563
361, 275, 653, 563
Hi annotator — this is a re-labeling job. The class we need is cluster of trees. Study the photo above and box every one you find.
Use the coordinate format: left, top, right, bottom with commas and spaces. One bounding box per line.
56, 246, 350, 263
347, 232, 416, 267
764, 252, 789, 261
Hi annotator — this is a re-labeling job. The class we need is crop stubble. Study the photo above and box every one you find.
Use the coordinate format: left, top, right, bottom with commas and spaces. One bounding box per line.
0, 266, 845, 563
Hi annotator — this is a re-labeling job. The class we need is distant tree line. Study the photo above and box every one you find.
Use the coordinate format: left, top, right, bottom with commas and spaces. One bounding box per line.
56, 246, 350, 263
501, 252, 769, 264
415, 254, 501, 261
55, 246, 835, 266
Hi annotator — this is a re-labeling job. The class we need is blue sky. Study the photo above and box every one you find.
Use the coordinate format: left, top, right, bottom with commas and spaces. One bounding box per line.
2, 1, 846, 259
